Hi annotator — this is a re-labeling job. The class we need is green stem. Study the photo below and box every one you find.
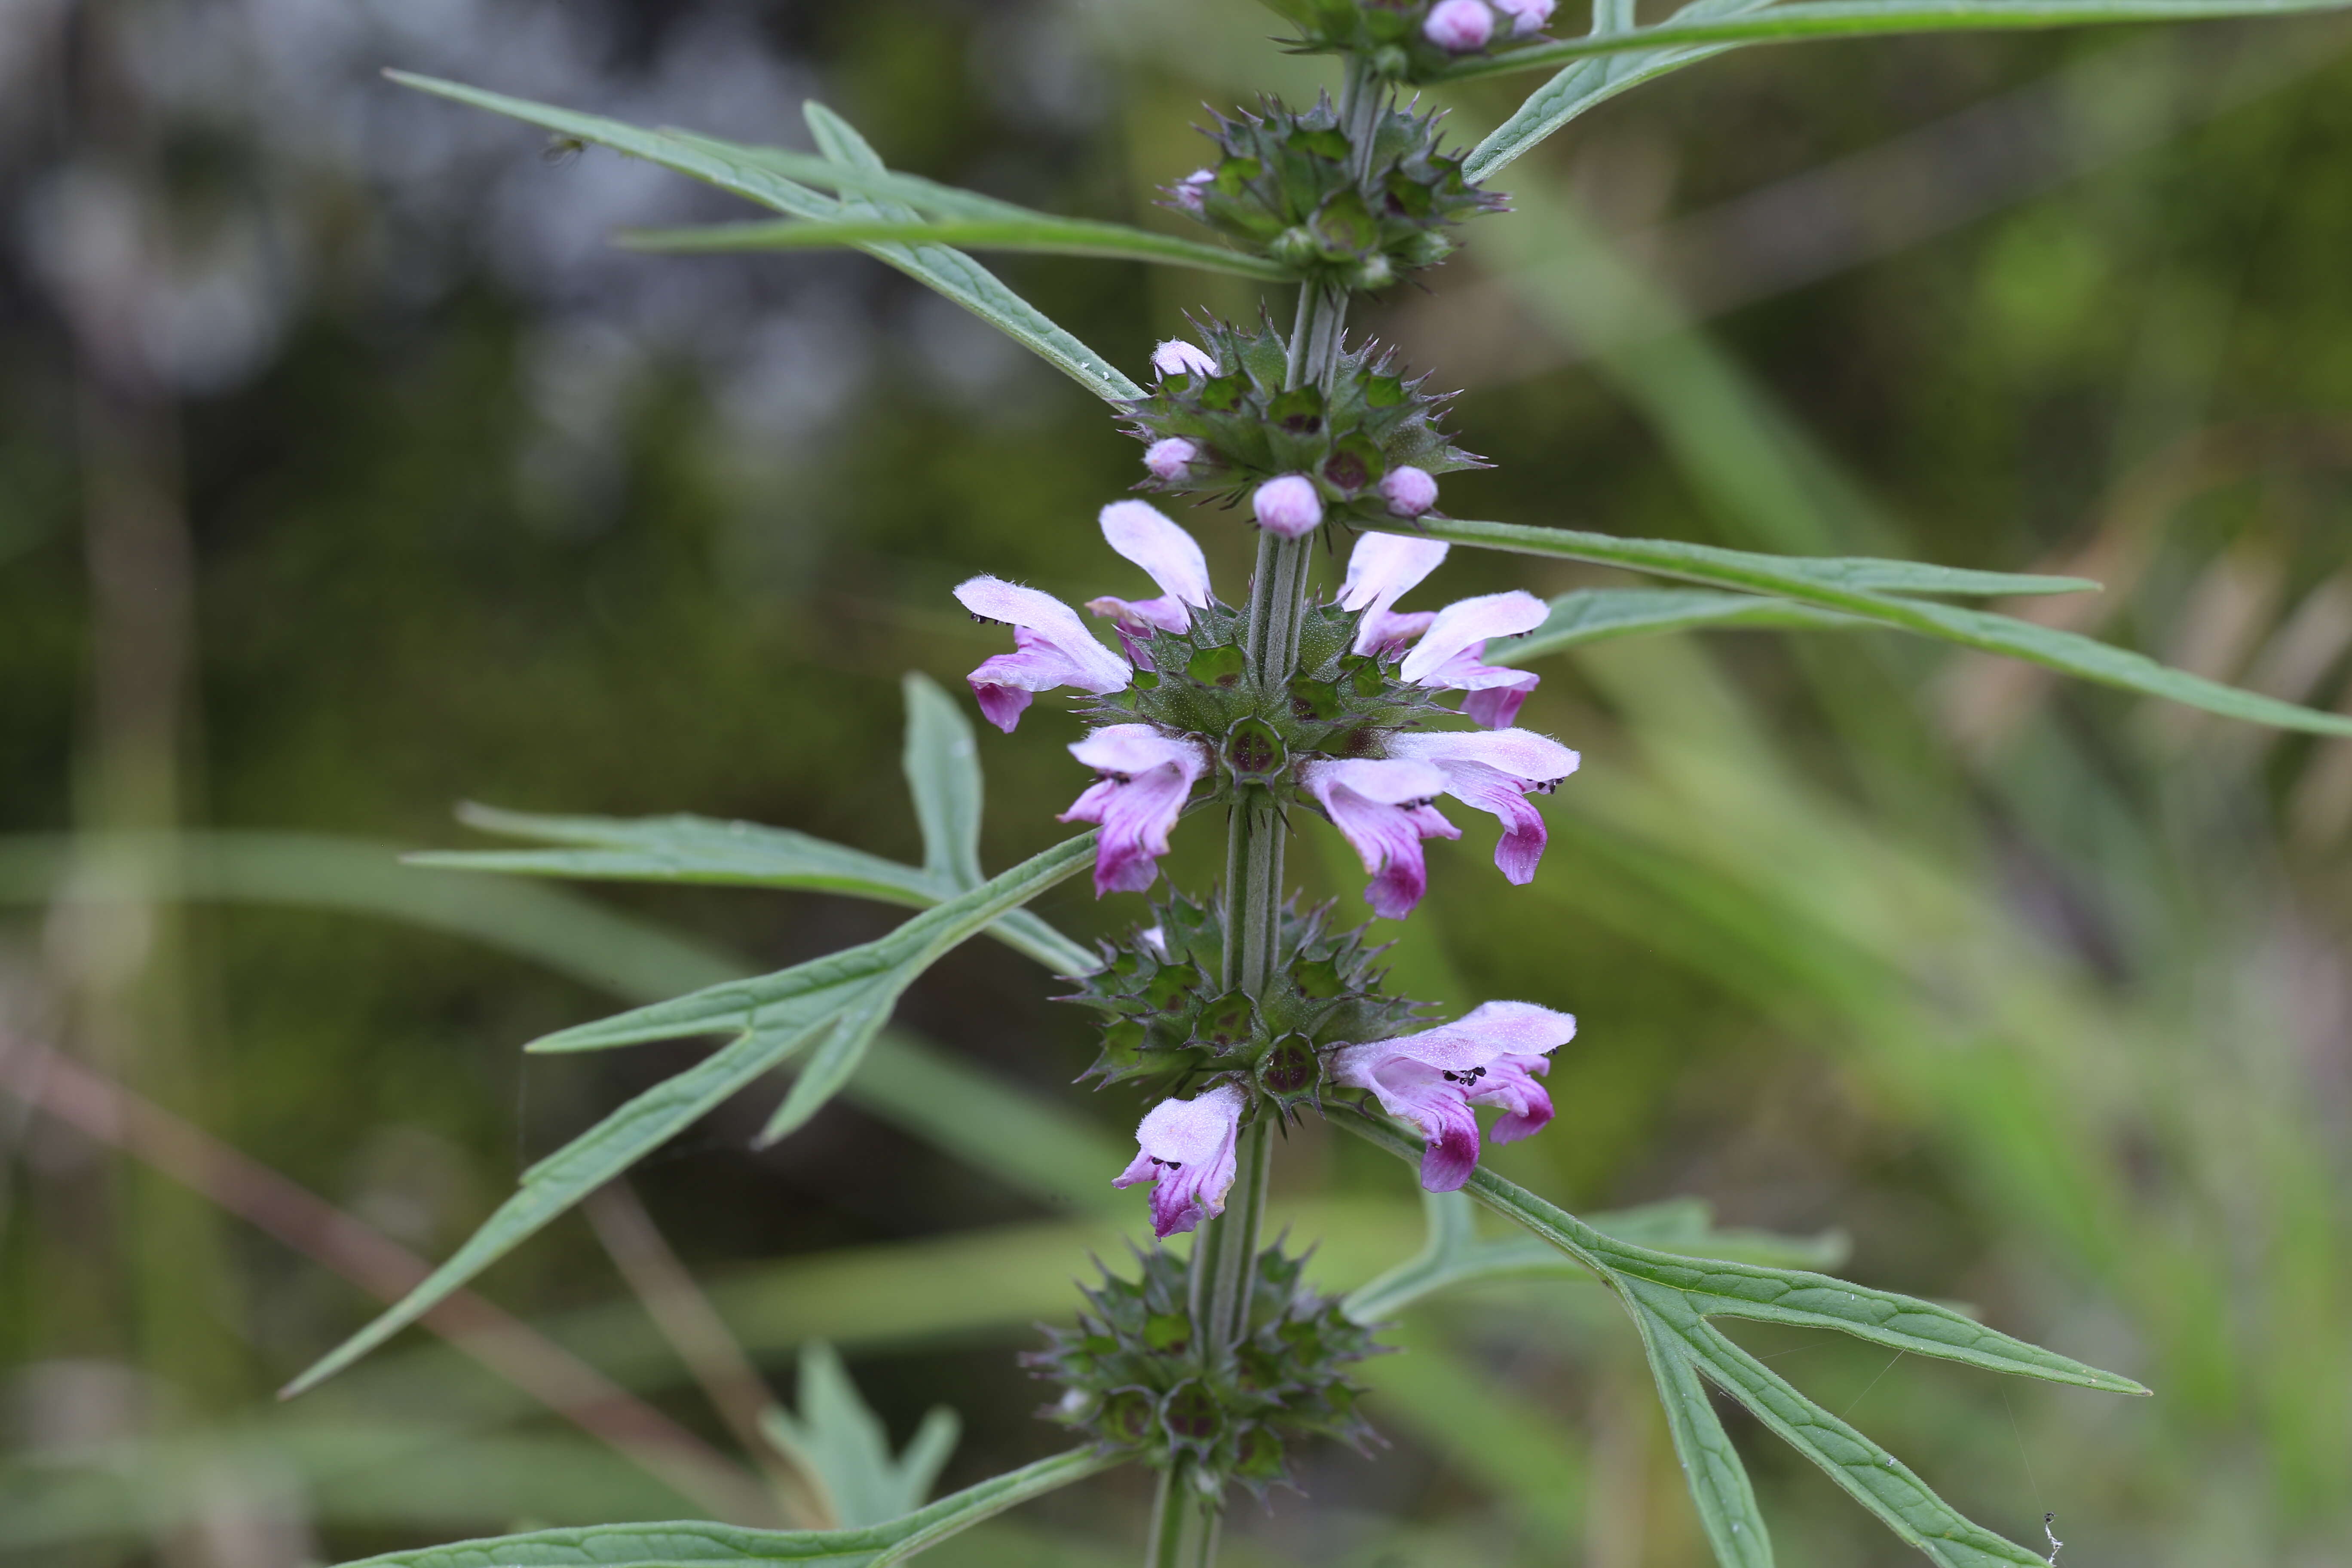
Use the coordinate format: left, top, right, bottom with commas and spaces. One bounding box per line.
1145, 53, 1384, 1568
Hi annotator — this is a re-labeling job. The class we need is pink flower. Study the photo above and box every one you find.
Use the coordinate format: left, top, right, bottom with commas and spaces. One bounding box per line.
1387, 729, 1578, 883
1152, 339, 1217, 378
1083, 500, 1215, 644
1423, 0, 1494, 52
1057, 724, 1210, 895
1333, 1001, 1574, 1191
1300, 757, 1461, 919
1338, 533, 1547, 726
1491, 0, 1556, 35
1170, 168, 1215, 215
955, 576, 1134, 734
1143, 437, 1200, 481
1114, 1082, 1245, 1236
1379, 466, 1439, 518
1253, 474, 1324, 539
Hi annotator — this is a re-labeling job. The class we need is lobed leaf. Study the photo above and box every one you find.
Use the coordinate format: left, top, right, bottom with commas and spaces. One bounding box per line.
1389, 516, 2352, 735
331, 1445, 1116, 1568
761, 1342, 960, 1530
1627, 1317, 1774, 1568
385, 74, 1142, 404
1503, 588, 1862, 662
281, 834, 1097, 1398
621, 217, 1292, 281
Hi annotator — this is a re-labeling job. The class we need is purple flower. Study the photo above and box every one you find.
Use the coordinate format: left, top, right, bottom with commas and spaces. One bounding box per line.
1423, 0, 1494, 52
1170, 168, 1215, 215
1057, 724, 1210, 895
1380, 465, 1439, 519
1398, 590, 1548, 728
1387, 729, 1579, 883
1491, 0, 1556, 35
1143, 436, 1200, 481
1114, 1082, 1245, 1236
954, 576, 1134, 734
1333, 1001, 1574, 1191
1253, 474, 1324, 539
1152, 339, 1218, 378
1300, 757, 1461, 919
1338, 533, 1547, 726
1083, 500, 1215, 643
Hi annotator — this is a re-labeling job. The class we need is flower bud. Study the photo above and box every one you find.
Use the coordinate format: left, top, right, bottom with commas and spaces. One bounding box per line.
1491, 0, 1556, 35
1380, 466, 1439, 519
1144, 437, 1200, 481
1170, 168, 1215, 215
1423, 0, 1494, 52
1253, 474, 1324, 539
1152, 339, 1218, 378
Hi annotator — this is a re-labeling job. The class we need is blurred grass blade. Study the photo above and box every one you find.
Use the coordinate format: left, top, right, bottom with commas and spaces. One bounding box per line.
762, 1342, 961, 1529
901, 672, 986, 891
1467, 0, 1777, 179
1451, 0, 2352, 80
1506, 588, 1864, 661
622, 216, 1291, 280
331, 1445, 1118, 1568
383, 73, 1142, 404
1392, 516, 2352, 735
1628, 1317, 1773, 1568
1661, 1302, 2049, 1567
282, 834, 1096, 1397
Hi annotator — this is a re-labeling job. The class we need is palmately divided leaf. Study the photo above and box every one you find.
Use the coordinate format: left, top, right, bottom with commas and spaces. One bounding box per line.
1626, 1313, 1773, 1568
1390, 516, 2352, 736
385, 74, 1142, 404
762, 1342, 961, 1530
281, 833, 1096, 1399
330, 1445, 1115, 1568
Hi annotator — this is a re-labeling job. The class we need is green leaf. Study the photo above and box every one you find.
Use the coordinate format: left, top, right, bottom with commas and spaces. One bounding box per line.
330, 1445, 1117, 1568
1388, 516, 2352, 736
280, 833, 1096, 1399
1626, 1319, 1773, 1568
1466, 0, 1777, 180
621, 217, 1291, 281
760, 1342, 960, 1530
1505, 588, 1864, 661
1335, 1107, 2143, 1568
408, 805, 1093, 979
900, 672, 985, 892
383, 74, 1142, 405
1451, 0, 2352, 82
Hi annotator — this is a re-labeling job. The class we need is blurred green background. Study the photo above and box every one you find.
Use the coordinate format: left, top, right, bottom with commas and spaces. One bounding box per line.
4, 0, 2351, 1563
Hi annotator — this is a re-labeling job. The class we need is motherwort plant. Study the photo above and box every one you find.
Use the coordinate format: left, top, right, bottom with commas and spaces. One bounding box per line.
309, 3, 2352, 1564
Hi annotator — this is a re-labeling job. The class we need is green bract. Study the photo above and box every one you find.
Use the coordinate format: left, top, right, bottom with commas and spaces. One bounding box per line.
1176, 97, 1504, 291
1124, 316, 1480, 522
1064, 892, 1428, 1101
1026, 1243, 1379, 1497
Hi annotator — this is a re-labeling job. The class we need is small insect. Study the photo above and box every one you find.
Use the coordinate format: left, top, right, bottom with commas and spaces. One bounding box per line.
542, 135, 587, 166
2042, 1512, 2062, 1565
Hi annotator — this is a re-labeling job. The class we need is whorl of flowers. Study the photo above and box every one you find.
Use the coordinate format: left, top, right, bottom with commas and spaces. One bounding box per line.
1259, 0, 1559, 83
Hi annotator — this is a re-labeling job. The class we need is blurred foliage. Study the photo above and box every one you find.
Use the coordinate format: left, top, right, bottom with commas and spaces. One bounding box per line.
3, 0, 2352, 1565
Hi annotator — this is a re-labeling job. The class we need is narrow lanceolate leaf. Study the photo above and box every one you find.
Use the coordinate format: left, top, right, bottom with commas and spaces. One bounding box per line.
410, 804, 1094, 978
1626, 1313, 1774, 1568
622, 217, 1292, 280
1448, 0, 2352, 80
384, 73, 1142, 404
901, 672, 987, 892
1389, 516, 2352, 736
332, 1446, 1118, 1568
1651, 1299, 2050, 1568
281, 835, 1096, 1399
1503, 588, 1862, 662
1467, 0, 1779, 179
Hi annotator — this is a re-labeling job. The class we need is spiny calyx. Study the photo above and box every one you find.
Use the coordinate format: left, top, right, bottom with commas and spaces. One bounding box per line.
1026, 1242, 1380, 1496
1064, 891, 1428, 1104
